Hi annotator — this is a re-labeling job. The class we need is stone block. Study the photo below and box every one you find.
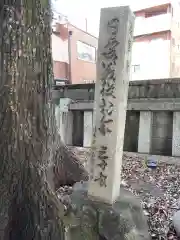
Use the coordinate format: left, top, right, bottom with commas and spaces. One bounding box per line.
138, 111, 152, 154
172, 112, 180, 156
173, 210, 180, 236
56, 98, 73, 145
83, 111, 93, 147
63, 182, 150, 240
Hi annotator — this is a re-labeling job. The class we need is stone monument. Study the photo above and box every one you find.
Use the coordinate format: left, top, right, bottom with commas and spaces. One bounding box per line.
88, 5, 134, 204
62, 6, 150, 240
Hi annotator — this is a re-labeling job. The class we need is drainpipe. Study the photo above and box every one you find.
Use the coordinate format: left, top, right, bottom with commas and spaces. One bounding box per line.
85, 18, 87, 32
68, 30, 73, 84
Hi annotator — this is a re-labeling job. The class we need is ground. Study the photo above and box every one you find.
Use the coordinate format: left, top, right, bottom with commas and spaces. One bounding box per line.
70, 147, 180, 240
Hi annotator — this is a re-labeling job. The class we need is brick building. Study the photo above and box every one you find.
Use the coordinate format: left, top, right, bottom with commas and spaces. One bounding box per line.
131, 0, 180, 80
52, 19, 98, 85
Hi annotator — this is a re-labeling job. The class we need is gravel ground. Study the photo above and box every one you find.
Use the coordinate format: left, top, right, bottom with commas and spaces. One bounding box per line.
121, 152, 180, 240
64, 147, 180, 239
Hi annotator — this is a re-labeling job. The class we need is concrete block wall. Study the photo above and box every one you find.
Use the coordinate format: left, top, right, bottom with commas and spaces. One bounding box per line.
72, 111, 84, 146
56, 98, 73, 145
123, 111, 140, 152
83, 111, 93, 147
53, 79, 180, 157
151, 112, 173, 156
55, 98, 180, 157
68, 110, 180, 157
172, 112, 180, 156
138, 111, 152, 154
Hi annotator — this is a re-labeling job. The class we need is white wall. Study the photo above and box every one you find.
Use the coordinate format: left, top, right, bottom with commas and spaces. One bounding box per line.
131, 39, 171, 80
51, 33, 69, 63
132, 0, 171, 11
134, 14, 171, 36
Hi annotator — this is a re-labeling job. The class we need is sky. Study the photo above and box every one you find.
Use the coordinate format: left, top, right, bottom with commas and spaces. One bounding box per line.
52, 0, 172, 36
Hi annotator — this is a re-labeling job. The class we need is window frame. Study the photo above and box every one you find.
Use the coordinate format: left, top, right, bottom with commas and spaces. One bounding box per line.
77, 40, 96, 63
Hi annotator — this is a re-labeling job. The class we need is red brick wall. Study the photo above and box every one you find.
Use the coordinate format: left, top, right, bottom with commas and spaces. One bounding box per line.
53, 61, 68, 79
68, 24, 98, 84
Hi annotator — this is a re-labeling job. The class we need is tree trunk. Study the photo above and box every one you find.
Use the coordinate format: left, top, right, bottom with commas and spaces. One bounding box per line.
52, 142, 89, 190
0, 0, 87, 239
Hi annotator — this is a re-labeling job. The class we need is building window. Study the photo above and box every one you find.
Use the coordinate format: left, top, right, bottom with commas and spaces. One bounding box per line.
77, 41, 96, 63
132, 64, 140, 73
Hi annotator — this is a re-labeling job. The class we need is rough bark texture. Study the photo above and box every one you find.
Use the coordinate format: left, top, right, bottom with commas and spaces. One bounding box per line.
53, 143, 89, 189
0, 0, 87, 239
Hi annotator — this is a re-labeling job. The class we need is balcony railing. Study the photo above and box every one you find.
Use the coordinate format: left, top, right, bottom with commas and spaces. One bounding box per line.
134, 13, 172, 36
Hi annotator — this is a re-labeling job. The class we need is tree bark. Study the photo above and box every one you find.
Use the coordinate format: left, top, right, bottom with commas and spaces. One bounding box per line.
0, 0, 87, 239
52, 142, 89, 189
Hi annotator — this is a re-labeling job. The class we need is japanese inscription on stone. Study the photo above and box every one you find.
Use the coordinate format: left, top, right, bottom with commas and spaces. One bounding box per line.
126, 21, 133, 72
94, 17, 120, 187
88, 6, 134, 204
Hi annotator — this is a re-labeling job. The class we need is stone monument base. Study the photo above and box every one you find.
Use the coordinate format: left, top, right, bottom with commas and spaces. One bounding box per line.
63, 182, 150, 240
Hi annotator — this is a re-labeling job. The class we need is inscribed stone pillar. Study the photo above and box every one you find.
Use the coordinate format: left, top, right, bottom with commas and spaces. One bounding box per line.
83, 111, 93, 147
57, 98, 73, 145
172, 112, 180, 156
138, 111, 152, 154
88, 6, 135, 204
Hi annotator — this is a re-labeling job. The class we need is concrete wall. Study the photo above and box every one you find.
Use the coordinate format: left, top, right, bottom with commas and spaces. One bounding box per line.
138, 111, 152, 154
57, 109, 174, 156
56, 98, 73, 145
123, 111, 140, 152
55, 106, 178, 156
83, 111, 93, 147
54, 78, 180, 100
172, 112, 180, 156
151, 111, 173, 156
72, 111, 84, 146
53, 79, 180, 156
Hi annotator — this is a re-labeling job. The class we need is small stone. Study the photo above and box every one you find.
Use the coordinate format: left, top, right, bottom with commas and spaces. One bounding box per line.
143, 210, 149, 216
121, 180, 128, 187
172, 210, 180, 236
168, 234, 174, 240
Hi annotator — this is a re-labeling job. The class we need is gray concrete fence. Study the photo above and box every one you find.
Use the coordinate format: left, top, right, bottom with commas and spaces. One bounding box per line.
53, 78, 180, 157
